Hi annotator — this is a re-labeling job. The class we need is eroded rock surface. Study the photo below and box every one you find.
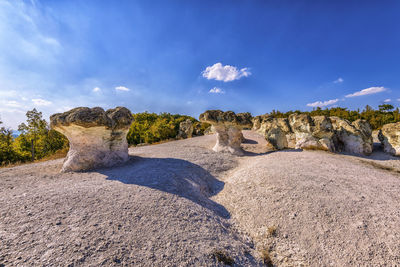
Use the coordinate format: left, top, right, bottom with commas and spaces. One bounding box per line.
50, 107, 133, 172
253, 114, 373, 155
199, 110, 252, 155
379, 122, 400, 156
177, 119, 194, 139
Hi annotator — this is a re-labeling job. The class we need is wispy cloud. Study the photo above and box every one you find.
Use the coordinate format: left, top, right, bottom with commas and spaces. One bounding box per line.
345, 86, 387, 98
383, 98, 391, 103
115, 86, 130, 91
93, 87, 101, 92
32, 98, 52, 106
333, 77, 343, 84
307, 99, 339, 108
209, 87, 225, 94
4, 100, 22, 108
202, 63, 251, 82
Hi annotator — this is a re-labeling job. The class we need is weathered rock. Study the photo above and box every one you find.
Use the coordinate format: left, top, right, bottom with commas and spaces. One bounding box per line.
177, 119, 193, 139
330, 117, 373, 155
253, 114, 372, 155
289, 114, 336, 151
378, 122, 400, 156
199, 110, 252, 155
50, 107, 133, 172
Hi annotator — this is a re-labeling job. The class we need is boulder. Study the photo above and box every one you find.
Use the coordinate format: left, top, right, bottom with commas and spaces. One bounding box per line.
378, 122, 400, 156
199, 110, 252, 155
253, 114, 373, 155
50, 107, 133, 172
177, 119, 194, 139
289, 114, 336, 151
330, 117, 373, 155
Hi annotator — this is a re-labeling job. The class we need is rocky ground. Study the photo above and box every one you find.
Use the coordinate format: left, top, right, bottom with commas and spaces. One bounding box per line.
1, 131, 400, 266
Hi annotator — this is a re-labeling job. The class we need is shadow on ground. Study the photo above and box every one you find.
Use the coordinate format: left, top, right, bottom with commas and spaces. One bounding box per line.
339, 142, 399, 161
100, 156, 230, 218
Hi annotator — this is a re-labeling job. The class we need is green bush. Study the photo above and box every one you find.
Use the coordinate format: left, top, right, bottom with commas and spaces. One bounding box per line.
126, 112, 199, 146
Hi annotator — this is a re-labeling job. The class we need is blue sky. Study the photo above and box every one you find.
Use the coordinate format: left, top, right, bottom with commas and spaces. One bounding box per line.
0, 0, 399, 128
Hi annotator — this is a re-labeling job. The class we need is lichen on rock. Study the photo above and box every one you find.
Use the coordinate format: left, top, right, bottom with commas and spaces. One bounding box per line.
50, 107, 133, 172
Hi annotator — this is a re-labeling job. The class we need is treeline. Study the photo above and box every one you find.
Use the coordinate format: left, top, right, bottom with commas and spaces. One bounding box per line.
0, 109, 68, 166
269, 104, 400, 130
126, 112, 208, 145
2, 104, 399, 166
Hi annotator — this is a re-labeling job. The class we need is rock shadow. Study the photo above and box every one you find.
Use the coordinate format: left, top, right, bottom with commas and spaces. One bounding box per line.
339, 142, 399, 161
100, 156, 230, 218
242, 138, 258, 144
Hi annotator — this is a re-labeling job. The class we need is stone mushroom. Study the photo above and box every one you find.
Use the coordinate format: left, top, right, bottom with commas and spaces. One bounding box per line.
50, 107, 133, 172
199, 110, 252, 155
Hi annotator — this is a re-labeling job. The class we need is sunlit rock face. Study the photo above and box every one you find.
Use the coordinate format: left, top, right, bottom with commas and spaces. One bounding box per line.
253, 114, 373, 155
50, 107, 133, 172
379, 122, 400, 156
199, 110, 252, 155
330, 117, 373, 155
177, 119, 194, 139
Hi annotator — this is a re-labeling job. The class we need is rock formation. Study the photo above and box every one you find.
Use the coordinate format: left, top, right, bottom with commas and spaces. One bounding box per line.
50, 107, 133, 172
253, 114, 373, 155
199, 110, 252, 155
378, 122, 400, 156
177, 119, 194, 139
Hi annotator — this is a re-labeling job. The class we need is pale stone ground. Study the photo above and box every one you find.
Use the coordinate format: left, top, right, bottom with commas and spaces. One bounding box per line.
1, 131, 400, 266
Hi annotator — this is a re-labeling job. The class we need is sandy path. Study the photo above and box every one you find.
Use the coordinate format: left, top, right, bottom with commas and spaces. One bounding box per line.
1, 131, 400, 266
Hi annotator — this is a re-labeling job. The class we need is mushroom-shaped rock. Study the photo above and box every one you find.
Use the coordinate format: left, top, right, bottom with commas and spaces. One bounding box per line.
50, 107, 133, 172
378, 122, 400, 156
177, 119, 194, 139
199, 110, 252, 155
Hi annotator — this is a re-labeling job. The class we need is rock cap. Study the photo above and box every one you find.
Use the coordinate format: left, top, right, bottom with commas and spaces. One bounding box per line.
50, 107, 133, 130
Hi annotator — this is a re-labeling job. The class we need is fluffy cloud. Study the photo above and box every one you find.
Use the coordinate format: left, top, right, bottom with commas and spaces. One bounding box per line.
334, 77, 344, 83
202, 63, 251, 82
307, 99, 339, 108
32, 98, 52, 106
115, 86, 130, 91
345, 87, 387, 98
383, 99, 391, 103
209, 87, 225, 94
93, 87, 101, 92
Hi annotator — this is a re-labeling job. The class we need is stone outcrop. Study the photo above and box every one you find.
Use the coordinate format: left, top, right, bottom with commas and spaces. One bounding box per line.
330, 117, 373, 155
199, 110, 252, 155
50, 107, 133, 172
177, 119, 194, 139
378, 122, 400, 156
253, 114, 373, 155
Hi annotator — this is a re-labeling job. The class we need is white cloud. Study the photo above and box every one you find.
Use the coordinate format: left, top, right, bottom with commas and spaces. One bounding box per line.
93, 87, 101, 92
115, 86, 130, 91
307, 99, 339, 108
209, 87, 225, 94
202, 62, 251, 82
32, 98, 52, 106
345, 86, 387, 98
334, 77, 344, 83
5, 100, 22, 108
383, 99, 391, 103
